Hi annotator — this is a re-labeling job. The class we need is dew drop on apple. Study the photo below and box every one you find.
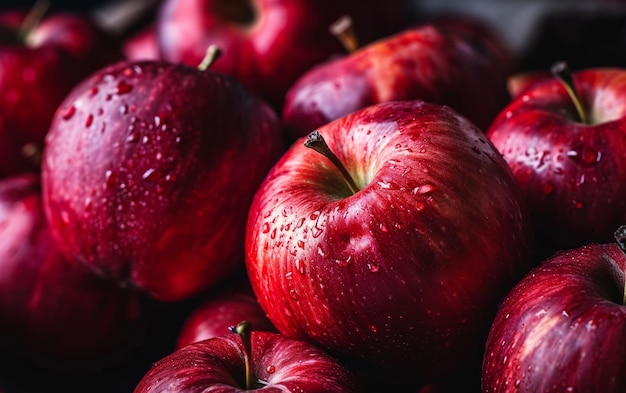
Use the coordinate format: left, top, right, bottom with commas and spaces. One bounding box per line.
379, 223, 388, 232
566, 144, 601, 166
289, 289, 298, 300
261, 222, 270, 233
295, 259, 305, 274
116, 80, 133, 95
309, 211, 320, 220
85, 114, 93, 128
62, 105, 76, 120
270, 227, 277, 239
105, 169, 117, 188
368, 263, 380, 273
142, 168, 161, 182
266, 365, 276, 374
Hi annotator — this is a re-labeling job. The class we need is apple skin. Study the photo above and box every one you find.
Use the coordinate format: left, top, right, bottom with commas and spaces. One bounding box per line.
0, 10, 122, 178
41, 59, 285, 302
487, 68, 626, 248
176, 278, 276, 349
245, 100, 534, 384
134, 330, 363, 392
155, 0, 409, 110
0, 173, 146, 368
482, 242, 626, 393
282, 23, 511, 140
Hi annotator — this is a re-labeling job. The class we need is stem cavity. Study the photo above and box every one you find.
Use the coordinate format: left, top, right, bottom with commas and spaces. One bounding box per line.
230, 321, 254, 390
198, 45, 222, 71
551, 61, 587, 124
329, 15, 359, 53
305, 131, 359, 195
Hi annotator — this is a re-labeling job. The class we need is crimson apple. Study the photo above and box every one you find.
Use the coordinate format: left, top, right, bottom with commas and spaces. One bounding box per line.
482, 232, 626, 393
245, 100, 534, 384
0, 6, 122, 178
176, 278, 276, 349
154, 0, 409, 109
281, 21, 511, 140
123, 25, 160, 61
487, 62, 626, 249
41, 53, 285, 302
134, 321, 363, 392
0, 173, 146, 368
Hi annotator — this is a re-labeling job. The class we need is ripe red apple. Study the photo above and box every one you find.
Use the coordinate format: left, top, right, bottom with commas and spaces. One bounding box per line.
482, 232, 626, 393
123, 25, 160, 61
0, 173, 146, 368
176, 278, 276, 349
487, 62, 626, 249
41, 53, 285, 302
0, 6, 122, 178
154, 0, 409, 109
245, 100, 534, 384
282, 21, 511, 140
134, 321, 363, 392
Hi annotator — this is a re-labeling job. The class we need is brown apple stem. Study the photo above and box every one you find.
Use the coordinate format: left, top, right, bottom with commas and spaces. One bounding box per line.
329, 15, 359, 53
230, 321, 254, 390
18, 0, 50, 41
614, 225, 626, 305
197, 45, 222, 71
550, 61, 588, 124
304, 130, 359, 195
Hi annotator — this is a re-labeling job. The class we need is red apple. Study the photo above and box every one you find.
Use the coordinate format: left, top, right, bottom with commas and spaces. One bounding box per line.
482, 232, 626, 393
154, 0, 410, 109
176, 278, 276, 349
134, 321, 363, 392
486, 62, 626, 249
0, 173, 146, 368
123, 25, 160, 61
245, 100, 534, 384
0, 7, 122, 178
282, 22, 511, 141
41, 53, 285, 302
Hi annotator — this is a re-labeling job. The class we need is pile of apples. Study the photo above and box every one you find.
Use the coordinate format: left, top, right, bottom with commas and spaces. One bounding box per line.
2, 0, 626, 392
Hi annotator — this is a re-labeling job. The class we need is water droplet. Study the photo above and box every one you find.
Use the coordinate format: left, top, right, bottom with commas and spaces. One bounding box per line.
297, 240, 305, 249
310, 211, 320, 220
567, 144, 601, 166
317, 245, 326, 257
261, 222, 270, 233
105, 170, 116, 188
263, 211, 271, 219
142, 168, 161, 182
368, 263, 380, 273
120, 104, 128, 115
266, 365, 275, 374
335, 256, 352, 267
379, 223, 388, 232
84, 198, 92, 212
289, 289, 298, 300
295, 259, 305, 274
413, 183, 436, 194
377, 181, 391, 189
295, 217, 305, 228
311, 227, 323, 238
85, 114, 93, 127
154, 115, 161, 127
415, 202, 425, 211
116, 80, 133, 95
126, 130, 139, 143
62, 106, 76, 120
270, 228, 277, 239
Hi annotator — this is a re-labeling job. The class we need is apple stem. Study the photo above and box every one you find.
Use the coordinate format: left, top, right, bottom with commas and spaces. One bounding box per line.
18, 0, 50, 42
550, 61, 588, 124
230, 321, 254, 390
329, 15, 359, 53
197, 45, 222, 71
304, 130, 359, 195
614, 225, 626, 305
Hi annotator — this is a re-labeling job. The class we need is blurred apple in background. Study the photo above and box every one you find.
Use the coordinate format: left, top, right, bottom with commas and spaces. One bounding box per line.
176, 277, 275, 349
282, 20, 510, 140
487, 63, 626, 253
482, 232, 626, 393
42, 52, 285, 302
154, 0, 411, 110
0, 4, 122, 178
135, 321, 363, 392
123, 25, 160, 61
246, 100, 533, 386
0, 173, 147, 369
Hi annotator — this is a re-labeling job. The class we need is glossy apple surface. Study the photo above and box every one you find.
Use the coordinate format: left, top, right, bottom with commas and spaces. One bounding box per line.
0, 10, 122, 178
134, 330, 362, 392
176, 278, 276, 348
245, 100, 533, 384
482, 242, 626, 393
0, 173, 145, 368
487, 68, 626, 248
282, 23, 511, 140
155, 0, 408, 109
42, 59, 285, 302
